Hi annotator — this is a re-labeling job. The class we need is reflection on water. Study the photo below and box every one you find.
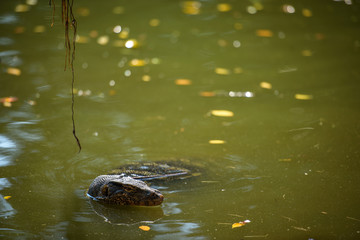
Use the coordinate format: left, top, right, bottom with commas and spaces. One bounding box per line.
1, 0, 360, 239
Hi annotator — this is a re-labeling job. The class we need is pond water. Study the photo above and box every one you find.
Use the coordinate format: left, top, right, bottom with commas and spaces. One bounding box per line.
1, 0, 360, 239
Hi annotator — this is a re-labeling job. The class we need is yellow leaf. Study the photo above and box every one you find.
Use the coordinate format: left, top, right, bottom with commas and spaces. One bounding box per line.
7, 67, 21, 76
209, 140, 226, 144
149, 18, 160, 27
260, 81, 272, 89
211, 110, 234, 117
4, 196, 11, 200
15, 4, 29, 12
215, 68, 231, 75
75, 35, 89, 43
182, 1, 201, 15
295, 94, 313, 100
217, 3, 232, 12
232, 222, 245, 228
139, 225, 150, 231
97, 36, 109, 45
301, 50, 312, 56
256, 29, 273, 37
302, 8, 312, 17
199, 91, 216, 97
232, 220, 251, 229
129, 59, 146, 67
142, 75, 151, 82
175, 79, 192, 85
33, 25, 45, 33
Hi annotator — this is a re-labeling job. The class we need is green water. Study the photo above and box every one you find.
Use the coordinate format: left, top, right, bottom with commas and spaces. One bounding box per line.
1, 0, 360, 239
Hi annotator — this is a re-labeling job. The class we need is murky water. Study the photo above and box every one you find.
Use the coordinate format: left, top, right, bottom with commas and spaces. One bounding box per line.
1, 0, 360, 239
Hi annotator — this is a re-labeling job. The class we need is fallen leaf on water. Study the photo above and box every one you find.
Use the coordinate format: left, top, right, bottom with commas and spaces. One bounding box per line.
129, 59, 146, 67
302, 8, 312, 17
7, 67, 21, 76
97, 35, 109, 45
139, 225, 150, 231
256, 29, 273, 37
215, 68, 231, 75
182, 1, 201, 15
260, 81, 272, 89
232, 220, 251, 229
279, 158, 292, 162
142, 75, 151, 82
217, 3, 232, 12
3, 196, 11, 200
199, 91, 216, 97
295, 94, 313, 100
175, 79, 192, 85
76, 35, 89, 43
1, 97, 18, 107
33, 25, 45, 33
211, 110, 234, 117
15, 4, 29, 12
301, 50, 312, 56
209, 140, 226, 144
14, 26, 25, 34
149, 18, 160, 27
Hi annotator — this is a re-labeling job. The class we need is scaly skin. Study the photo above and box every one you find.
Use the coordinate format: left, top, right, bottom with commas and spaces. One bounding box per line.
87, 175, 164, 206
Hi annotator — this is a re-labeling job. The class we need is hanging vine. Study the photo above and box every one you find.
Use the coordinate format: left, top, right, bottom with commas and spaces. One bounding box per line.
49, 0, 81, 152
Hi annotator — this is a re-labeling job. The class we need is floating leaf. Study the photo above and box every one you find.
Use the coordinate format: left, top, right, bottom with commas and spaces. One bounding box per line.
302, 8, 312, 17
97, 36, 109, 45
1, 97, 18, 108
182, 1, 201, 15
149, 18, 160, 27
211, 110, 234, 117
15, 4, 29, 12
301, 50, 312, 56
129, 59, 146, 67
260, 81, 272, 89
279, 158, 292, 162
75, 35, 89, 43
142, 75, 151, 82
7, 67, 21, 76
295, 94, 313, 100
232, 220, 251, 229
26, 0, 38, 6
209, 140, 226, 144
33, 25, 45, 33
175, 79, 192, 85
215, 68, 231, 75
256, 29, 273, 37
217, 3, 232, 12
3, 196, 11, 200
139, 225, 150, 231
14, 26, 25, 34
199, 91, 216, 97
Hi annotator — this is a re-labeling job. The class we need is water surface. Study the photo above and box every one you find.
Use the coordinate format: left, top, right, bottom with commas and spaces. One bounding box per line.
1, 0, 360, 239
